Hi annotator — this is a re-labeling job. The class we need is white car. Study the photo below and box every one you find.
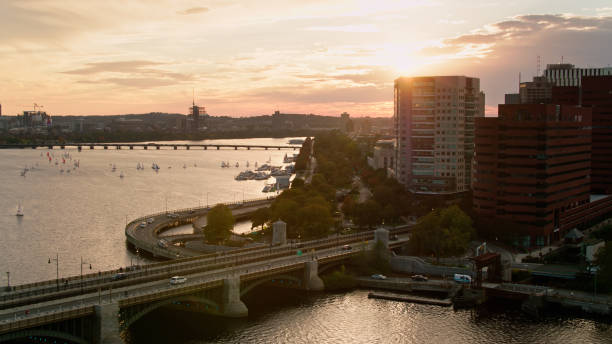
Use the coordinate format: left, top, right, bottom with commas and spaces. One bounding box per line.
371, 274, 387, 280
147, 218, 154, 224
139, 222, 147, 228
170, 276, 187, 285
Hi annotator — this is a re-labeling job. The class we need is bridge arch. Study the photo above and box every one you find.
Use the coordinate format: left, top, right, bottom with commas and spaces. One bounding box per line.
318, 261, 346, 274
240, 275, 302, 297
121, 295, 220, 330
0, 329, 88, 344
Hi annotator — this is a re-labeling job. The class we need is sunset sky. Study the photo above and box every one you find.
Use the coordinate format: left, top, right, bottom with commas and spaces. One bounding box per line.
1, 0, 611, 117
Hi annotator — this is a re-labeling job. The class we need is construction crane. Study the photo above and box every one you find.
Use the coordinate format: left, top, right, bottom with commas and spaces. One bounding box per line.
18, 103, 44, 112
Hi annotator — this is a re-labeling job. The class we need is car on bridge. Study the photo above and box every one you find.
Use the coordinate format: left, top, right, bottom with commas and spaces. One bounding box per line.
371, 274, 387, 280
342, 245, 352, 251
139, 222, 147, 228
112, 273, 127, 281
410, 274, 428, 282
170, 276, 187, 285
147, 218, 154, 224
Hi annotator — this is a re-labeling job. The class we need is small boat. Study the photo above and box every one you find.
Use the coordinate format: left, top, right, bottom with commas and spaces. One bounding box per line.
183, 164, 187, 169
235, 162, 239, 168
16, 203, 24, 217
246, 161, 250, 167
111, 164, 116, 172
119, 171, 125, 179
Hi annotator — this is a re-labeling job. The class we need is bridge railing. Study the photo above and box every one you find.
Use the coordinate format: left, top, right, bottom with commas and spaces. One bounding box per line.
4, 214, 409, 298
0, 306, 95, 334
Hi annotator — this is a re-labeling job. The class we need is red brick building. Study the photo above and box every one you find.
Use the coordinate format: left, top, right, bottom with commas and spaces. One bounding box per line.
582, 76, 612, 194
473, 104, 592, 247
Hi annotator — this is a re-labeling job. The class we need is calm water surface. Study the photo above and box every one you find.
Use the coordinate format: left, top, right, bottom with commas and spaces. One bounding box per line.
0, 138, 295, 285
125, 289, 612, 344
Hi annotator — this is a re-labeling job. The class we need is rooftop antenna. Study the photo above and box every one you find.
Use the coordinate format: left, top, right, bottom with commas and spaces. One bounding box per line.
561, 56, 564, 64
519, 72, 521, 84
192, 88, 195, 106
537, 55, 541, 76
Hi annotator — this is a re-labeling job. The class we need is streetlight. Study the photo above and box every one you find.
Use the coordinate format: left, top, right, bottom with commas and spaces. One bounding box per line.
48, 253, 59, 291
80, 257, 92, 294
206, 192, 209, 208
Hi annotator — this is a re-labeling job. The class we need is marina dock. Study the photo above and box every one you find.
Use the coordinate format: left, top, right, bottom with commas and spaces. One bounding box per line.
368, 292, 452, 307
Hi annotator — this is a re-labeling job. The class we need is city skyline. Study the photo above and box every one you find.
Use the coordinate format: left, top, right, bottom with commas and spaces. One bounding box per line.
1, 0, 611, 117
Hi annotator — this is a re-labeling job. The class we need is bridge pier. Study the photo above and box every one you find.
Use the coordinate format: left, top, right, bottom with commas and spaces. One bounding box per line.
186, 146, 190, 150
234, 146, 237, 150
129, 146, 133, 150
144, 146, 148, 150
156, 146, 160, 150
90, 145, 94, 150
374, 227, 389, 249
174, 146, 177, 150
303, 261, 324, 291
222, 276, 248, 317
94, 303, 122, 344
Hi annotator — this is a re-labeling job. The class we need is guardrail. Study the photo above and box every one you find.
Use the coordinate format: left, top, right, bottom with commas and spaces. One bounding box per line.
0, 307, 95, 334
2, 217, 410, 308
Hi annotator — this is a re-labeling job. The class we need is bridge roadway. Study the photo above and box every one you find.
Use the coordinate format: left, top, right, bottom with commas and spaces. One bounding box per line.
0, 224, 412, 310
0, 234, 411, 333
125, 197, 277, 259
0, 143, 300, 150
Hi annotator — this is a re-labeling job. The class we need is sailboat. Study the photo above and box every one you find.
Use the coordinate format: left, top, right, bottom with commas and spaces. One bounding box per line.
16, 203, 24, 217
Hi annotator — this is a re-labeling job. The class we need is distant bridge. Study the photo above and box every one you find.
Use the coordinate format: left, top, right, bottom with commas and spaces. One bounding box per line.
0, 143, 300, 151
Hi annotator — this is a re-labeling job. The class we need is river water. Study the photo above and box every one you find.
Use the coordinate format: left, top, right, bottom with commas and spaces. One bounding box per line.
2, 138, 611, 343
125, 288, 612, 344
0, 138, 295, 285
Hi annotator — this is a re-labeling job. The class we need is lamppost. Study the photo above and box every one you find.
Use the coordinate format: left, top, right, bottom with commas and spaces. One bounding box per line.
80, 257, 92, 294
206, 192, 209, 208
48, 253, 59, 291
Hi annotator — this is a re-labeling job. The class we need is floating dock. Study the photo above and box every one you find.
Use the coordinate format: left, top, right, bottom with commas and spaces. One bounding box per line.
368, 292, 452, 307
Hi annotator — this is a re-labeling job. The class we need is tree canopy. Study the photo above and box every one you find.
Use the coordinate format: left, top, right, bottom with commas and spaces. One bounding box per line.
408, 205, 475, 262
595, 242, 612, 292
204, 204, 235, 244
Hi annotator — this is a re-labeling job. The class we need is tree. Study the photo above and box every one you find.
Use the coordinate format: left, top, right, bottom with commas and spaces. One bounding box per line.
204, 204, 235, 244
296, 204, 334, 239
595, 242, 612, 292
409, 205, 474, 263
250, 207, 270, 230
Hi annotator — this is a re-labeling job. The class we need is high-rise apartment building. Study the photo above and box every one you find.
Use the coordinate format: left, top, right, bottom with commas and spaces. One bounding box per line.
394, 76, 484, 194
473, 104, 592, 246
544, 63, 612, 87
